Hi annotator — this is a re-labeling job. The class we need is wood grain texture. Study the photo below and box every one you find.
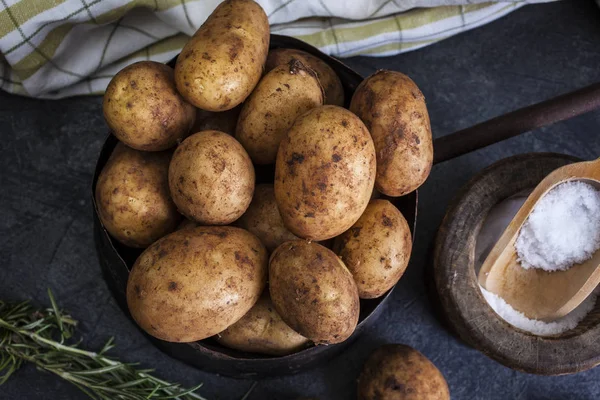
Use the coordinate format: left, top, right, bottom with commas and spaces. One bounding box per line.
434, 153, 600, 375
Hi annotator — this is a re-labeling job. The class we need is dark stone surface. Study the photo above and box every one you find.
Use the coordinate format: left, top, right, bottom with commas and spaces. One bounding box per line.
1, 1, 600, 399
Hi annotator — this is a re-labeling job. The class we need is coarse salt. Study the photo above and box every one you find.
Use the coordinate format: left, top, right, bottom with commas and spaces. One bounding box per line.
480, 286, 597, 336
515, 181, 600, 272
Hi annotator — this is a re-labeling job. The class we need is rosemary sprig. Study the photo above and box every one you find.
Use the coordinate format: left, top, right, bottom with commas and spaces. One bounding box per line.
0, 289, 207, 400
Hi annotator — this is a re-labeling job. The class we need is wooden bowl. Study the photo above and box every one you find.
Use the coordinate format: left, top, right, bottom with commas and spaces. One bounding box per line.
92, 34, 418, 379
433, 152, 600, 375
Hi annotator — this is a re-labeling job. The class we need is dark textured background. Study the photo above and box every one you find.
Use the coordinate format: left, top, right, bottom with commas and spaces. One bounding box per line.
1, 1, 600, 399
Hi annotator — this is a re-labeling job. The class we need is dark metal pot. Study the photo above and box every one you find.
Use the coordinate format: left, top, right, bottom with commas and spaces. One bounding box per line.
92, 34, 417, 379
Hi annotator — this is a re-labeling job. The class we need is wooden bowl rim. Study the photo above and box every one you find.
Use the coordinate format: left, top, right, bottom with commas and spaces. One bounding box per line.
433, 152, 600, 375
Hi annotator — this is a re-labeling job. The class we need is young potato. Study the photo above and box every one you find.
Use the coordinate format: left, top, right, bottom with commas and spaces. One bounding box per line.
236, 59, 324, 165
236, 184, 299, 252
169, 131, 254, 225
269, 241, 360, 344
350, 70, 433, 196
216, 293, 310, 356
274, 105, 376, 241
358, 344, 450, 400
95, 143, 180, 248
175, 0, 269, 111
333, 199, 412, 299
126, 226, 268, 342
266, 48, 345, 106
103, 61, 195, 151
192, 105, 242, 136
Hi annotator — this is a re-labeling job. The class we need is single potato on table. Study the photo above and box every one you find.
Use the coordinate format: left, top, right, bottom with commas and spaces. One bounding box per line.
333, 199, 412, 299
269, 241, 360, 344
103, 61, 195, 151
216, 293, 310, 356
236, 59, 323, 164
95, 143, 180, 248
168, 130, 254, 225
274, 105, 376, 241
265, 48, 345, 106
175, 0, 269, 111
358, 344, 450, 400
350, 70, 433, 196
126, 226, 268, 342
236, 184, 299, 252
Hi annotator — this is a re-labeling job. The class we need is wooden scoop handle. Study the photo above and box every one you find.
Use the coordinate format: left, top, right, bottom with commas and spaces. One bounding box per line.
433, 82, 600, 164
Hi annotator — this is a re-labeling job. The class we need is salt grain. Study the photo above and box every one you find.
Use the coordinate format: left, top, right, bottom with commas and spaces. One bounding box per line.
480, 286, 597, 336
515, 181, 600, 271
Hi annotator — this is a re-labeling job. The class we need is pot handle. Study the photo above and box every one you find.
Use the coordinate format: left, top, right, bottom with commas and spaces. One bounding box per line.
432, 82, 600, 165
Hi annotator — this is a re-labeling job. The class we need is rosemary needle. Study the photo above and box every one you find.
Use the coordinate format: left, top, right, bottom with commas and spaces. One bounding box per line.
0, 289, 207, 400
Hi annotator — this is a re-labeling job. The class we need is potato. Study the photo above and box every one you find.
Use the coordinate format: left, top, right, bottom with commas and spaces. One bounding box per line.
236, 60, 324, 164
274, 105, 376, 241
169, 130, 254, 225
269, 241, 359, 344
266, 48, 344, 106
103, 61, 195, 151
236, 184, 299, 252
177, 218, 198, 231
174, 0, 269, 111
95, 143, 180, 248
192, 105, 241, 136
358, 344, 450, 400
126, 226, 268, 342
350, 70, 433, 196
216, 293, 310, 356
333, 199, 412, 299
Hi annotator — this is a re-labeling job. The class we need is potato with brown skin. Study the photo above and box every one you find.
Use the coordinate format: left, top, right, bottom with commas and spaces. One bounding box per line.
176, 218, 198, 231
333, 199, 412, 299
126, 226, 268, 342
358, 344, 450, 400
175, 0, 269, 111
192, 105, 242, 136
236, 184, 298, 252
350, 70, 433, 196
266, 48, 345, 106
236, 59, 324, 165
169, 130, 255, 225
274, 105, 376, 241
216, 292, 310, 356
269, 241, 360, 344
103, 61, 195, 151
95, 143, 180, 248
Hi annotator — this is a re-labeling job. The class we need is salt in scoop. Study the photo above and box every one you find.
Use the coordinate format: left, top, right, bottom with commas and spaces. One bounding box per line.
478, 158, 600, 321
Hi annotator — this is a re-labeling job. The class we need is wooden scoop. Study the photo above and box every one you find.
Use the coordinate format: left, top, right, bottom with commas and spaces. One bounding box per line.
478, 158, 600, 321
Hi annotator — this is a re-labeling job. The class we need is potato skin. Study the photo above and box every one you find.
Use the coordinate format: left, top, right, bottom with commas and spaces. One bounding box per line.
350, 70, 433, 196
192, 105, 241, 136
216, 293, 310, 356
269, 241, 360, 344
266, 48, 344, 106
333, 200, 412, 299
126, 226, 268, 342
103, 61, 195, 151
236, 184, 298, 252
169, 130, 255, 225
174, 0, 269, 111
358, 344, 450, 400
274, 105, 376, 241
177, 218, 198, 231
95, 143, 180, 248
236, 60, 324, 164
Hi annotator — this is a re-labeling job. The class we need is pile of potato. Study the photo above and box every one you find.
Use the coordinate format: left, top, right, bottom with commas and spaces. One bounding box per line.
95, 0, 433, 355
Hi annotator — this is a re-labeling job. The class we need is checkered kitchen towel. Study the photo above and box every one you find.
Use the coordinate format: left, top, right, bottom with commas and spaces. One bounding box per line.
0, 0, 554, 98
